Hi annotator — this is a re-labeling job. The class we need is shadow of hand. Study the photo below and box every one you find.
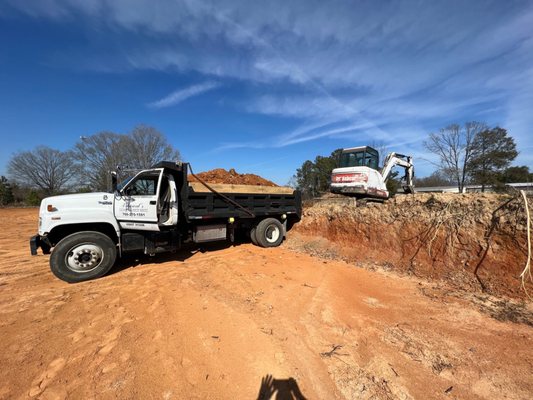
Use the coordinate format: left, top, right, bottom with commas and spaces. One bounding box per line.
257, 374, 276, 400
257, 375, 307, 400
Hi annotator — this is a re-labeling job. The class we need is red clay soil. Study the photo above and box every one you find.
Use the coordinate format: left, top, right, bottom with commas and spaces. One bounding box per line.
292, 192, 533, 300
0, 208, 532, 399
188, 168, 278, 186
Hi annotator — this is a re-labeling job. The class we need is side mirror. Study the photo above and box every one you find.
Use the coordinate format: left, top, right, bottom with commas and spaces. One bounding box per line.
111, 171, 118, 193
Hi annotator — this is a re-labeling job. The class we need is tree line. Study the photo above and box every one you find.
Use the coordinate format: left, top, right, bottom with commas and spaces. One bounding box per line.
423, 122, 523, 192
292, 122, 530, 198
2, 120, 530, 206
2, 125, 180, 205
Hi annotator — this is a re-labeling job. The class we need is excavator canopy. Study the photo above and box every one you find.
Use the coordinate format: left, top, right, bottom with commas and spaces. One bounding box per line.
338, 146, 379, 170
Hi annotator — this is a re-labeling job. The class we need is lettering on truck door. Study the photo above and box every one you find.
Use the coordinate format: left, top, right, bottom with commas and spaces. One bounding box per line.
114, 168, 164, 231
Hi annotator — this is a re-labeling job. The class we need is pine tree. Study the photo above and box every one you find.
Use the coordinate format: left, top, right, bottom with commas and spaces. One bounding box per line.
469, 127, 517, 191
0, 176, 14, 206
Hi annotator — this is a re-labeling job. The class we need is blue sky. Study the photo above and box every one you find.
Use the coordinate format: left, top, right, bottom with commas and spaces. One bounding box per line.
1, 0, 532, 185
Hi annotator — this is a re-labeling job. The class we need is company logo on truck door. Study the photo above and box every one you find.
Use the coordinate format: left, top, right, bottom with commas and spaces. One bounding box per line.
332, 173, 368, 183
119, 201, 148, 218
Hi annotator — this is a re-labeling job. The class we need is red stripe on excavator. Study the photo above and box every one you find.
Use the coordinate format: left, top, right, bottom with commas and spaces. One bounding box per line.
332, 173, 368, 183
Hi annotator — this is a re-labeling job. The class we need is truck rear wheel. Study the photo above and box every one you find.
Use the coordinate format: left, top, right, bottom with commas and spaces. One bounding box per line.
50, 231, 117, 283
250, 226, 259, 246
255, 218, 284, 248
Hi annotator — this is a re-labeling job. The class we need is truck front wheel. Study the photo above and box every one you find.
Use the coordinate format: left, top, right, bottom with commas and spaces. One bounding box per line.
50, 231, 117, 283
255, 218, 284, 248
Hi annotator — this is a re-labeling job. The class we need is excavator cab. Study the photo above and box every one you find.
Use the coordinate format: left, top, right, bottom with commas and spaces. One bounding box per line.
338, 146, 379, 170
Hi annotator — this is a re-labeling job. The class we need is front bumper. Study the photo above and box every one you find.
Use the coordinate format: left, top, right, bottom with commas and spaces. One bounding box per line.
30, 235, 40, 255
30, 234, 51, 255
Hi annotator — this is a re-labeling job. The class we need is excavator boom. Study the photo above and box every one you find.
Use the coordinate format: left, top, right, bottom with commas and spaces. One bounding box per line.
381, 153, 415, 194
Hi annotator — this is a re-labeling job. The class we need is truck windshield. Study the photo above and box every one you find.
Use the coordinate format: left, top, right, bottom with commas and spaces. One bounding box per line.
339, 148, 379, 170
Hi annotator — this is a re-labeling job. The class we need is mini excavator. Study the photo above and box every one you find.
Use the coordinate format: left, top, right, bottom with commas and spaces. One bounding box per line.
330, 146, 415, 199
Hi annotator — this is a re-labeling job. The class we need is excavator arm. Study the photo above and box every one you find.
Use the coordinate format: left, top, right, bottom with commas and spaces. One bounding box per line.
381, 153, 415, 194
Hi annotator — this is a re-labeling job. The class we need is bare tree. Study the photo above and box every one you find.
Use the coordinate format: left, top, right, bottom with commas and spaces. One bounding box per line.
8, 146, 76, 195
125, 125, 181, 169
73, 132, 126, 191
74, 126, 181, 191
370, 140, 389, 167
424, 122, 486, 192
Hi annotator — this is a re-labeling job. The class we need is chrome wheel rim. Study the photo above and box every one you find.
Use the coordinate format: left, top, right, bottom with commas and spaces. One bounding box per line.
65, 243, 104, 273
265, 225, 280, 243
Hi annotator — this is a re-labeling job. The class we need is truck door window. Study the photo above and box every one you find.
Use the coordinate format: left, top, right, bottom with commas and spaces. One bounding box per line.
124, 172, 159, 196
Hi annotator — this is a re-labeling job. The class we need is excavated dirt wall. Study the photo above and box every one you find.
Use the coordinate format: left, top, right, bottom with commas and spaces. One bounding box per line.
292, 193, 532, 299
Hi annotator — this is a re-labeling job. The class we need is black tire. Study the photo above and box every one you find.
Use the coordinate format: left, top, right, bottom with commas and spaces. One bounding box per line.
50, 231, 117, 283
250, 226, 259, 246
255, 218, 284, 248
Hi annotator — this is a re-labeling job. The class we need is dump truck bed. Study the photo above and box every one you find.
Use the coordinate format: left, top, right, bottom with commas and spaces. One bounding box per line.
184, 184, 301, 221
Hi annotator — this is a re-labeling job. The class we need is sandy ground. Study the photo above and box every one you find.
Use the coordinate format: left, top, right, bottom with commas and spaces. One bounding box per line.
0, 208, 531, 400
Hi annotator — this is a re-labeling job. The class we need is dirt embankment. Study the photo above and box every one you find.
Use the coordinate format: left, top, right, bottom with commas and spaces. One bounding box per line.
291, 193, 532, 299
189, 168, 278, 186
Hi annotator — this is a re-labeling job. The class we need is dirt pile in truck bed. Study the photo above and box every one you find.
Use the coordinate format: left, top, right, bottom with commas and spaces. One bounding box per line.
188, 168, 278, 186
290, 192, 532, 299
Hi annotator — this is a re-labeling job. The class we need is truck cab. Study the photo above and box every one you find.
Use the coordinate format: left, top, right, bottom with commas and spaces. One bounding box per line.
115, 168, 179, 231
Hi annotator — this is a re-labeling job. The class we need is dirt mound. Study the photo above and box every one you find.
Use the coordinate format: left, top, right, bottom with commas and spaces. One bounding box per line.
189, 168, 278, 186
291, 192, 532, 299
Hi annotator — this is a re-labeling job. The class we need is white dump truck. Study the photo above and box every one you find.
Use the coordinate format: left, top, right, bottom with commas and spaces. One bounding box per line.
30, 162, 301, 283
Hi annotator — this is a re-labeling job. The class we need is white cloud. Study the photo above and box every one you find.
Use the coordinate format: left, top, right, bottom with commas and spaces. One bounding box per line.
3, 0, 533, 159
147, 81, 220, 108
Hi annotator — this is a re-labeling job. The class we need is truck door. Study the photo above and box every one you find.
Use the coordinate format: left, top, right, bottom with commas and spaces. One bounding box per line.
114, 168, 164, 231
